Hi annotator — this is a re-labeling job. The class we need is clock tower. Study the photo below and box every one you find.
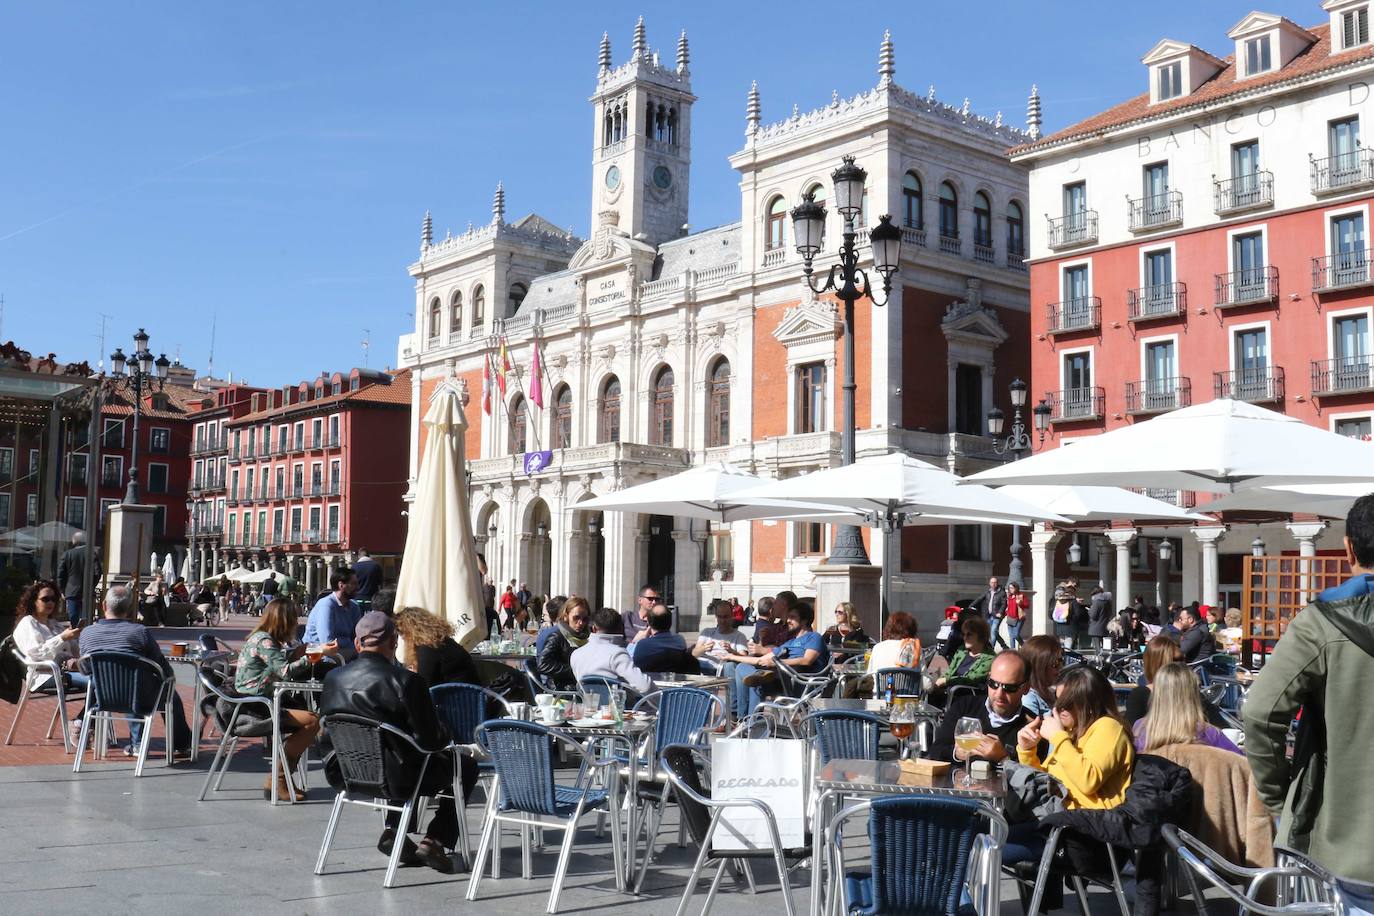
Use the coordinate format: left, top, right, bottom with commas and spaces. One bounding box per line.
590, 18, 694, 248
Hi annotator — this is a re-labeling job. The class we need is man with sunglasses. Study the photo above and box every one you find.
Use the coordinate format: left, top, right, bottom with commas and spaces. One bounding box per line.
930, 650, 1032, 763
622, 584, 659, 645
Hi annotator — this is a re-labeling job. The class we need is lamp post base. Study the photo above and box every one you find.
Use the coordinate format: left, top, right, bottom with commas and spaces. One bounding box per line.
826, 523, 871, 565
810, 561, 882, 635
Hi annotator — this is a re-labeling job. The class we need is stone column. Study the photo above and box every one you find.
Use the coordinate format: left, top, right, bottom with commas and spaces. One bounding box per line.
1287, 521, 1327, 604
1105, 529, 1137, 616
672, 526, 699, 629
1190, 526, 1228, 607
1028, 525, 1063, 637
1096, 536, 1111, 591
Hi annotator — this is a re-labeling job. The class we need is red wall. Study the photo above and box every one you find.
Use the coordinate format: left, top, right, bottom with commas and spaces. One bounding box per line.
344, 406, 409, 553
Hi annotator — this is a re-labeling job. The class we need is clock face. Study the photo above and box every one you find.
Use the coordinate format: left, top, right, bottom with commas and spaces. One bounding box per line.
653, 165, 673, 189
605, 165, 621, 190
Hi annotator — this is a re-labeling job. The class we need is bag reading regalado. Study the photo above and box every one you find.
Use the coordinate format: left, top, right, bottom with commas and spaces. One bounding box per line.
711, 738, 808, 852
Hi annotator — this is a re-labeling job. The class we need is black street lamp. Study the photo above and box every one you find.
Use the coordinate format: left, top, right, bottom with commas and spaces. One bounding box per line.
108, 328, 170, 504
986, 378, 1052, 588
791, 155, 902, 565
185, 496, 196, 582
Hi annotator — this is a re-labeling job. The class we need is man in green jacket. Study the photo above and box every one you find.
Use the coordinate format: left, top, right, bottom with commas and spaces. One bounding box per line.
1244, 493, 1374, 882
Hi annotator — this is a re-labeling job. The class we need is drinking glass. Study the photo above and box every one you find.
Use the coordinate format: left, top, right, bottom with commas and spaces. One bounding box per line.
888, 700, 916, 760
581, 690, 599, 720
954, 717, 984, 786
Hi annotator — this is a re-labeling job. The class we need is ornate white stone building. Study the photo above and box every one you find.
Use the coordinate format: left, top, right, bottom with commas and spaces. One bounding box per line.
398, 20, 1037, 630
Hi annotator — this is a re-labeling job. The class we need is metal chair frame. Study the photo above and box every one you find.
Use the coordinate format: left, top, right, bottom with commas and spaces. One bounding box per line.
827, 796, 1008, 916
429, 682, 513, 869
1160, 826, 1350, 916
195, 667, 288, 801
72, 651, 175, 777
1008, 824, 1132, 916
5, 642, 85, 754
313, 713, 440, 889
466, 719, 628, 914
660, 742, 805, 916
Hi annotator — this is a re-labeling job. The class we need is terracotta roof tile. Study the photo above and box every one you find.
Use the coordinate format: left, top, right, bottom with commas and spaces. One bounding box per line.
230, 368, 410, 424
101, 381, 203, 421
1011, 24, 1374, 156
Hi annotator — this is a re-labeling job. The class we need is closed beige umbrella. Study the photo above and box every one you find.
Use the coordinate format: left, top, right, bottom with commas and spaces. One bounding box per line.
395, 378, 486, 648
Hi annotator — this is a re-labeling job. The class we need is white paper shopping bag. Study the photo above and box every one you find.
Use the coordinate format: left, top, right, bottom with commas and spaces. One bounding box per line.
710, 738, 808, 852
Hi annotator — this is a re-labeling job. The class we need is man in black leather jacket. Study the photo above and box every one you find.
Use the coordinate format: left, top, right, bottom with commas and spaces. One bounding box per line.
320, 612, 457, 873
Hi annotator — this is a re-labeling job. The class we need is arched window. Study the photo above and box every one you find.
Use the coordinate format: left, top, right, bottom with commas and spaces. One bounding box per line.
449, 290, 462, 335
646, 100, 656, 138
707, 358, 730, 448
603, 112, 612, 147
651, 366, 674, 446
509, 395, 527, 455
471, 285, 485, 336
939, 182, 959, 239
507, 282, 527, 316
599, 376, 621, 444
553, 384, 573, 449
667, 107, 678, 145
1006, 201, 1025, 258
765, 196, 787, 251
973, 192, 992, 247
902, 172, 923, 230
427, 297, 442, 340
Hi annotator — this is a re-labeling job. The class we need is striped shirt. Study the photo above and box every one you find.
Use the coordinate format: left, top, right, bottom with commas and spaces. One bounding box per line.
77, 618, 172, 677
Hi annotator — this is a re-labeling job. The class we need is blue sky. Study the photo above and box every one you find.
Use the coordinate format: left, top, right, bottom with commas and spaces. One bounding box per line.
0, 1, 1321, 386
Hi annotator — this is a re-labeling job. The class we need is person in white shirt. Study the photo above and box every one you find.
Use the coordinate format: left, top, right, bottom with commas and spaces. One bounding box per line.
12, 579, 88, 740
692, 601, 750, 665
570, 606, 653, 696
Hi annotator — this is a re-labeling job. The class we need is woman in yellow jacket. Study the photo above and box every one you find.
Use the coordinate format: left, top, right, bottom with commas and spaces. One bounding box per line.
1003, 666, 1134, 865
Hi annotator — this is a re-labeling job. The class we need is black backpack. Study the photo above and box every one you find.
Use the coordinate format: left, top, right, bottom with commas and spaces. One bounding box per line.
0, 636, 29, 705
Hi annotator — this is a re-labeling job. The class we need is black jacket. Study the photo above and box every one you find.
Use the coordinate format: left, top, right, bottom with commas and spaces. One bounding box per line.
537, 628, 580, 690
352, 558, 382, 600
930, 689, 1031, 763
1180, 626, 1216, 664
1088, 592, 1115, 636
973, 588, 1008, 618
414, 638, 480, 688
320, 652, 448, 798
57, 545, 98, 599
633, 632, 703, 675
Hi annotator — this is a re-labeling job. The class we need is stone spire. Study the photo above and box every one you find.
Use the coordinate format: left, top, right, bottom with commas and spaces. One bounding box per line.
492, 182, 505, 225
598, 31, 611, 72
745, 80, 761, 137
1026, 84, 1042, 140
421, 210, 432, 250
632, 16, 647, 60
878, 29, 895, 86
676, 29, 689, 73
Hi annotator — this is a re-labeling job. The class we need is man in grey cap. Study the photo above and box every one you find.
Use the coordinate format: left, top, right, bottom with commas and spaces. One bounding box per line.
319, 611, 461, 873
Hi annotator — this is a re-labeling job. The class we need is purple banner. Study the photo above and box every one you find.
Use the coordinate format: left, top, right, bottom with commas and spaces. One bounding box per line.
523, 450, 553, 476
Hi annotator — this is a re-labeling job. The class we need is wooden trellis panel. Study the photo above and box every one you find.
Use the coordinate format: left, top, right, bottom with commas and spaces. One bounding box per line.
1242, 555, 1350, 662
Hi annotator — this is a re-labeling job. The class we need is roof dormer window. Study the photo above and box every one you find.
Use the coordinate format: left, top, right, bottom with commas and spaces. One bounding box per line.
1157, 62, 1183, 100
1344, 6, 1370, 48
1245, 34, 1273, 74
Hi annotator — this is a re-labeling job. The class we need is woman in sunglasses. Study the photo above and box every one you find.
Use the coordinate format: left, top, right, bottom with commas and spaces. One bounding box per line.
12, 579, 89, 743
1017, 666, 1133, 809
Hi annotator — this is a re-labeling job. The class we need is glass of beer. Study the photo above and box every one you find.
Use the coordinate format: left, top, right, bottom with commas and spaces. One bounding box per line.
305, 644, 324, 664
889, 701, 915, 759
954, 716, 984, 786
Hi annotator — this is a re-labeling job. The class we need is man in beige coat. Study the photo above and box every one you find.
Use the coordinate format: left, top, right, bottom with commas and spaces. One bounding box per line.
1244, 493, 1374, 882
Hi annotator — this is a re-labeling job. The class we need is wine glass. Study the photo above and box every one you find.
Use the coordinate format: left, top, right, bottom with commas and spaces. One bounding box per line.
953, 717, 984, 787
889, 700, 916, 760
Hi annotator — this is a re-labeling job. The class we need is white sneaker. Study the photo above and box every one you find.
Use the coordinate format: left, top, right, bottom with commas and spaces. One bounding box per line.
68, 719, 83, 746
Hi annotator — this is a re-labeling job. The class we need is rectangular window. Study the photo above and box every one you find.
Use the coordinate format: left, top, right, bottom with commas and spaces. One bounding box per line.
309, 505, 321, 535
243, 511, 253, 546
1332, 213, 1369, 286
796, 523, 824, 556
1157, 61, 1182, 100
1344, 7, 1370, 48
149, 427, 170, 454
796, 363, 826, 434
29, 448, 39, 474
1335, 314, 1370, 364
0, 447, 12, 480
147, 463, 169, 494
1063, 264, 1091, 327
1062, 181, 1088, 239
1062, 352, 1093, 418
101, 455, 123, 487
274, 466, 285, 497
102, 418, 124, 449
1232, 230, 1266, 298
1331, 117, 1361, 181
1336, 416, 1373, 440
954, 364, 983, 436
1245, 35, 1272, 75
327, 505, 340, 541
1234, 327, 1270, 399
310, 463, 322, 492
311, 418, 323, 448
26, 493, 38, 525
952, 525, 982, 561
99, 498, 117, 523
293, 421, 304, 449
64, 496, 86, 530
329, 460, 341, 492
328, 415, 340, 445
1145, 249, 1173, 289
227, 514, 237, 547
152, 505, 165, 537
292, 464, 304, 493
272, 509, 284, 542
1142, 162, 1170, 220
1145, 340, 1177, 410
69, 454, 88, 487
256, 510, 267, 545
290, 507, 302, 540
0, 493, 11, 531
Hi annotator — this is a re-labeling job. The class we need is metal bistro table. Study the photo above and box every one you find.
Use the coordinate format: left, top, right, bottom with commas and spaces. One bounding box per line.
809, 757, 1007, 916
162, 647, 232, 763
270, 678, 325, 806
651, 672, 730, 692
549, 713, 657, 885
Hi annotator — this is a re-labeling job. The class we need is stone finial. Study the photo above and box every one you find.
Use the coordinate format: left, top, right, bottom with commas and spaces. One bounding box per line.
632, 16, 647, 59
598, 31, 612, 71
492, 181, 505, 225
421, 210, 432, 250
960, 98, 970, 118
878, 29, 895, 86
745, 80, 761, 136
676, 29, 689, 72
927, 84, 936, 102
1026, 84, 1042, 140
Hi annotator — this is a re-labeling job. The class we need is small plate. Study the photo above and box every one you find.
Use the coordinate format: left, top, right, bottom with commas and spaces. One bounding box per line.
567, 718, 615, 728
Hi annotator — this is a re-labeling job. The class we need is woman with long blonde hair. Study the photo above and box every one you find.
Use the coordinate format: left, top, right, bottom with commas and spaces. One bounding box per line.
822, 601, 870, 646
1133, 662, 1240, 753
393, 606, 480, 688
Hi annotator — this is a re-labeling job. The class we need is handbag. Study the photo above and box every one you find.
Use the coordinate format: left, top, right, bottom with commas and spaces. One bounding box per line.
0, 636, 29, 705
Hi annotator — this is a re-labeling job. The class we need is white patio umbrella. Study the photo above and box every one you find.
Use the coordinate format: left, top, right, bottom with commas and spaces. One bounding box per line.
162, 552, 176, 582
572, 461, 860, 523
734, 453, 1068, 620
221, 565, 255, 582
180, 553, 192, 583
966, 399, 1374, 493
1202, 483, 1372, 517
395, 378, 486, 648
235, 567, 280, 585
995, 485, 1210, 522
